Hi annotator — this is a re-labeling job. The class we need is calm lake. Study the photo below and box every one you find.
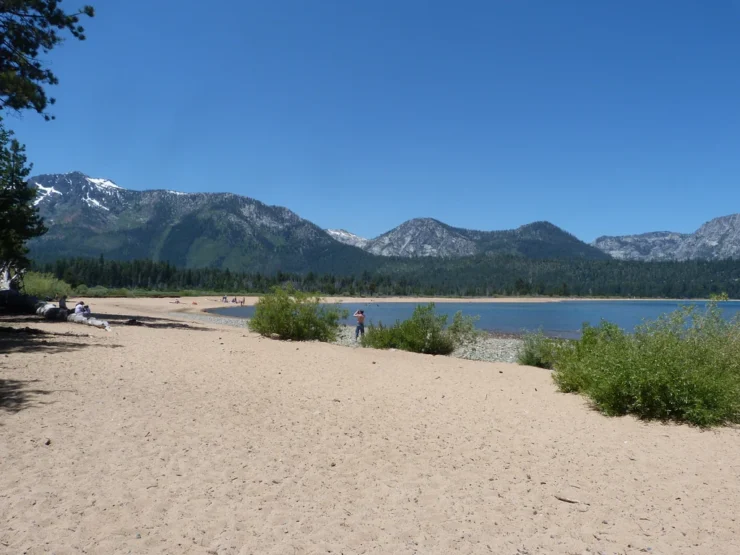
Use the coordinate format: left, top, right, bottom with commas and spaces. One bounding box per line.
210, 300, 740, 338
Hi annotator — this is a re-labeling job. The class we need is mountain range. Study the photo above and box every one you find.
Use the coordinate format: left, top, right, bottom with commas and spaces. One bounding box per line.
592, 215, 740, 261
28, 172, 740, 272
329, 218, 608, 259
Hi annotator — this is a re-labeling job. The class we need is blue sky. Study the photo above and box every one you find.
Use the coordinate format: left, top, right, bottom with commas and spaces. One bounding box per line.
10, 0, 740, 241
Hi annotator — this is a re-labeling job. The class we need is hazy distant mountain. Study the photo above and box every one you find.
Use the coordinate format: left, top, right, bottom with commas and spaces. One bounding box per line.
29, 172, 373, 274
330, 218, 609, 260
593, 214, 740, 261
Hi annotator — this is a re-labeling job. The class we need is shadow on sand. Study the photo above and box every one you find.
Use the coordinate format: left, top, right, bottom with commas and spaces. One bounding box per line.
0, 325, 124, 355
0, 378, 53, 414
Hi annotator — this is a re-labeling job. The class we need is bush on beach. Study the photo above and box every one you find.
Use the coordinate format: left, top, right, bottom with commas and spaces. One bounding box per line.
361, 303, 480, 355
248, 284, 346, 342
517, 331, 567, 369
21, 272, 73, 299
520, 303, 740, 427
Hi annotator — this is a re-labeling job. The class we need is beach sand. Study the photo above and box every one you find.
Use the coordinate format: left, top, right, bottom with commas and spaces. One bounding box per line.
1, 297, 739, 554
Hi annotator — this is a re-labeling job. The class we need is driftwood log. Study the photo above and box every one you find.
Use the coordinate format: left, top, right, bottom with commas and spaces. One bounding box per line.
36, 302, 111, 330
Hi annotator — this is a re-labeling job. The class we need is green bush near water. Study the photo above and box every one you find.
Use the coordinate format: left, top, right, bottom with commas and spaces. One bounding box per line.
517, 331, 569, 369
249, 285, 347, 342
520, 304, 740, 427
361, 303, 480, 355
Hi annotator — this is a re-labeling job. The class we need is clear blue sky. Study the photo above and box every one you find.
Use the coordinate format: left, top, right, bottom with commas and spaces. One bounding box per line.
10, 0, 740, 241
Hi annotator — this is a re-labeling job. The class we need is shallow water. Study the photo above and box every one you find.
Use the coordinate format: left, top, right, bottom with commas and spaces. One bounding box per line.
209, 300, 740, 338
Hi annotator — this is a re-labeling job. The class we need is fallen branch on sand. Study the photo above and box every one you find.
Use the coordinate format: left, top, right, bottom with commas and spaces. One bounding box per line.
554, 495, 581, 504
35, 302, 111, 331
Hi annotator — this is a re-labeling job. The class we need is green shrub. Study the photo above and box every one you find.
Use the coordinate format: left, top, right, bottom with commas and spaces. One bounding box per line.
362, 304, 479, 355
22, 272, 73, 299
448, 310, 482, 347
518, 331, 569, 369
553, 304, 740, 427
84, 286, 110, 297
249, 285, 346, 342
108, 288, 133, 297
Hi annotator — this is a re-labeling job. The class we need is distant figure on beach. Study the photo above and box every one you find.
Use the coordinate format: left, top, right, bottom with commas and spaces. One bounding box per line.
354, 310, 365, 340
222, 295, 227, 303
240, 298, 245, 306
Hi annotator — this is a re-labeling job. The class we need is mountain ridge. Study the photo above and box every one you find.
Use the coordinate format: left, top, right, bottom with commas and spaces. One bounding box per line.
328, 217, 609, 260
29, 172, 376, 274
592, 214, 740, 261
29, 172, 609, 270
29, 171, 740, 271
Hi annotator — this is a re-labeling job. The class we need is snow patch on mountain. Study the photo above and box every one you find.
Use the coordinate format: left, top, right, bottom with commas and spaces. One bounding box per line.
84, 195, 109, 211
33, 183, 63, 206
326, 229, 369, 248
86, 177, 122, 192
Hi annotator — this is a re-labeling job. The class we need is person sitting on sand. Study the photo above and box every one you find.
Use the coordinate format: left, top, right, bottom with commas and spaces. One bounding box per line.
354, 310, 365, 340
82, 305, 92, 317
74, 301, 85, 314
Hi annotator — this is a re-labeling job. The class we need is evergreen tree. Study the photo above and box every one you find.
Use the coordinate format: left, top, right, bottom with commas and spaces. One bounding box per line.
0, 127, 45, 288
0, 1, 94, 287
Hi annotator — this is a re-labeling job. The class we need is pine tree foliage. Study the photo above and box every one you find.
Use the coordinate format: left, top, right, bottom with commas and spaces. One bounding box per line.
0, 0, 95, 119
0, 126, 45, 287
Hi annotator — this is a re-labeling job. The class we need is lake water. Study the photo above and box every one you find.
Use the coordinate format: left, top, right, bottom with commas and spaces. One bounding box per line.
210, 300, 740, 338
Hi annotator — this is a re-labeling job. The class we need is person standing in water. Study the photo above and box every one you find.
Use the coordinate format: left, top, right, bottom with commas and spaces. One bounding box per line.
354, 309, 365, 340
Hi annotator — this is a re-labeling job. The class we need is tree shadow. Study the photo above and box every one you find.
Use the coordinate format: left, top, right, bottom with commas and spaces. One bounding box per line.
0, 378, 52, 414
0, 326, 124, 355
0, 313, 45, 325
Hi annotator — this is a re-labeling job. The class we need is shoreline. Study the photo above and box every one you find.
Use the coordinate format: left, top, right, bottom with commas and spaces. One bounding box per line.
170, 311, 526, 364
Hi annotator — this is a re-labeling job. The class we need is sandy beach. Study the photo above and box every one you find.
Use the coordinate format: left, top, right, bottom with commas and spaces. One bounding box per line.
2, 297, 739, 554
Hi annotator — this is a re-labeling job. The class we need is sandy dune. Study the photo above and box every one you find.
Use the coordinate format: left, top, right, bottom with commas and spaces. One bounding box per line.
1, 298, 739, 554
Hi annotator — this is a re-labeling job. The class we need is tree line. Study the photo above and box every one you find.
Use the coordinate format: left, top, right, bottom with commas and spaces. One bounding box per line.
34, 256, 740, 298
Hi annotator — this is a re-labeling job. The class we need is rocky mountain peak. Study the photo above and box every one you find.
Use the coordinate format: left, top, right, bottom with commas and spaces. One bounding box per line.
364, 218, 477, 258
592, 213, 740, 261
